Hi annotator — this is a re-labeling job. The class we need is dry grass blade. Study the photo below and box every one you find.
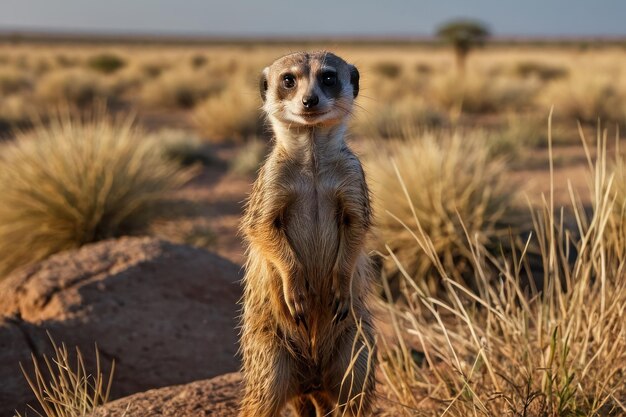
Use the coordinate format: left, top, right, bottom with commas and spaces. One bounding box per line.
14, 332, 115, 417
378, 118, 626, 416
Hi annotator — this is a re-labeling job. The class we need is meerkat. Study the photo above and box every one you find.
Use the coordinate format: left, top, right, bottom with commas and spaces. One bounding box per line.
239, 51, 377, 417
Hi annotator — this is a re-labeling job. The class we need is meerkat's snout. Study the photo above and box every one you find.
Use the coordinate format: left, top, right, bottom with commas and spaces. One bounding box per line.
259, 51, 359, 127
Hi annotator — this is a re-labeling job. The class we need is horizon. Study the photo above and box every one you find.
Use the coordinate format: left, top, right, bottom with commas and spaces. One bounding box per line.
2, 0, 626, 38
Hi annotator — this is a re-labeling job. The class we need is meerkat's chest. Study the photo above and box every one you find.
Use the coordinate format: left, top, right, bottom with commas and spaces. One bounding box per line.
282, 170, 342, 274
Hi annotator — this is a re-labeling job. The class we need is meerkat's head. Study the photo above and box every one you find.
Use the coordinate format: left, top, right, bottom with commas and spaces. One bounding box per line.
259, 51, 359, 128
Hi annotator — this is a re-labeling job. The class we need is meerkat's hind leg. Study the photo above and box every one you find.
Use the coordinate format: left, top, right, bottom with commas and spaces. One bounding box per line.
239, 343, 294, 417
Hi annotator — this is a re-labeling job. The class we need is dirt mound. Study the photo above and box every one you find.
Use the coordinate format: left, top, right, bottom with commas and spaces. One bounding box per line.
0, 237, 242, 417
92, 373, 258, 417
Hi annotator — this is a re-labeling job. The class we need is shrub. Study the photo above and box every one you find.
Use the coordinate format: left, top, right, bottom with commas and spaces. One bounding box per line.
150, 128, 217, 166
372, 61, 403, 79
543, 76, 626, 124
366, 131, 520, 293
0, 95, 32, 126
0, 111, 195, 278
193, 85, 263, 143
190, 54, 209, 69
0, 68, 31, 95
352, 97, 446, 139
486, 116, 571, 159
36, 69, 109, 107
140, 68, 224, 109
55, 54, 79, 68
431, 74, 539, 114
141, 62, 166, 78
414, 62, 432, 74
379, 124, 626, 416
87, 53, 126, 74
514, 60, 569, 81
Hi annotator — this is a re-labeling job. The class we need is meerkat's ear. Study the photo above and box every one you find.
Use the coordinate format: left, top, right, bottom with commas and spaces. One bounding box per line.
349, 65, 360, 98
259, 67, 269, 102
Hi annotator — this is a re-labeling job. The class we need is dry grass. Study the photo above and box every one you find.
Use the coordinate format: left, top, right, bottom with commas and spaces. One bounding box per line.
14, 333, 115, 417
0, 67, 32, 95
352, 97, 446, 139
193, 84, 263, 143
543, 75, 626, 124
149, 128, 217, 166
430, 73, 539, 114
140, 67, 224, 109
377, 122, 626, 416
35, 69, 110, 107
366, 131, 522, 294
513, 61, 569, 81
0, 94, 33, 125
0, 110, 196, 278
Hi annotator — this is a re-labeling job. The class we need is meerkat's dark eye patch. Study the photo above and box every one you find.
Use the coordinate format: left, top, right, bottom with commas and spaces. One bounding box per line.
282, 74, 296, 89
321, 71, 337, 86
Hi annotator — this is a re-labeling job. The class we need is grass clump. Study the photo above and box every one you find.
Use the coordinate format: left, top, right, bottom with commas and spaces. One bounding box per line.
366, 131, 520, 293
14, 333, 114, 417
372, 61, 403, 79
0, 67, 32, 95
87, 53, 126, 74
514, 60, 569, 81
352, 97, 446, 140
431, 74, 538, 114
193, 85, 263, 143
378, 122, 626, 416
190, 54, 209, 69
544, 76, 626, 124
0, 110, 195, 278
140, 68, 224, 109
36, 69, 109, 107
150, 128, 217, 166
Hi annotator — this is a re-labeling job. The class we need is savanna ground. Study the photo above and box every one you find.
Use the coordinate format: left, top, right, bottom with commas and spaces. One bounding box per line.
0, 38, 625, 416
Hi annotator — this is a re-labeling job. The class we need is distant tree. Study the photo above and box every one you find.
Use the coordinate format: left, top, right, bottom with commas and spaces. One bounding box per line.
436, 19, 490, 75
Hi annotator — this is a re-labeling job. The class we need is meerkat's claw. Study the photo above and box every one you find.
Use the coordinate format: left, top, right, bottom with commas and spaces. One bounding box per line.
332, 295, 350, 324
286, 286, 309, 328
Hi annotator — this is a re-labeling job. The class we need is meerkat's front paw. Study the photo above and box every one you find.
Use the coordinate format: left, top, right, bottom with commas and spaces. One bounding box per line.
331, 271, 351, 324
284, 281, 309, 329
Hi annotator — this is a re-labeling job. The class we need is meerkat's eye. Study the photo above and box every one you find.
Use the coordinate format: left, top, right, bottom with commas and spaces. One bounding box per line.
282, 74, 296, 89
321, 71, 337, 86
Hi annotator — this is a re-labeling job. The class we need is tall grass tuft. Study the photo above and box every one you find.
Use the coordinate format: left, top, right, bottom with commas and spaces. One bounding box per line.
35, 69, 111, 107
366, 131, 521, 294
193, 85, 263, 143
0, 110, 196, 278
377, 120, 626, 416
14, 333, 115, 417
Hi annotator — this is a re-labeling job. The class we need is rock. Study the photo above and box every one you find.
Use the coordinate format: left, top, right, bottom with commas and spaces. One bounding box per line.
92, 373, 260, 417
0, 237, 242, 417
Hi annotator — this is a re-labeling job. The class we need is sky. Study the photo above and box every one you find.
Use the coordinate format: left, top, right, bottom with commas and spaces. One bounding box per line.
1, 0, 625, 38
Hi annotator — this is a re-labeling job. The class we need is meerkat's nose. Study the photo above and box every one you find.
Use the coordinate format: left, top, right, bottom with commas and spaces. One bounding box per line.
302, 94, 319, 109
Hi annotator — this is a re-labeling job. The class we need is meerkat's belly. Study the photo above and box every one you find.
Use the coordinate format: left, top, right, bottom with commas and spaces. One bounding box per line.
283, 181, 339, 286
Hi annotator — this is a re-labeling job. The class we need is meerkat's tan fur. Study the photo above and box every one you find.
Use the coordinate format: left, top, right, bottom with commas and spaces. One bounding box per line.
239, 51, 376, 417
